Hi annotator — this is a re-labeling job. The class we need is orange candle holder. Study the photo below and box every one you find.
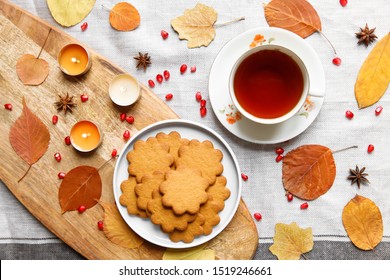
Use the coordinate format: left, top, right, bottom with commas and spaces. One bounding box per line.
70, 120, 102, 152
58, 43, 91, 76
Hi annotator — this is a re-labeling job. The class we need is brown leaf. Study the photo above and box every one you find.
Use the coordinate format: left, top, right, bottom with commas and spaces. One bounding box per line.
58, 166, 102, 213
342, 195, 383, 250
269, 222, 313, 260
16, 54, 49, 86
264, 0, 322, 38
9, 98, 50, 182
109, 2, 140, 31
171, 3, 218, 48
355, 32, 390, 108
101, 202, 143, 249
282, 145, 336, 200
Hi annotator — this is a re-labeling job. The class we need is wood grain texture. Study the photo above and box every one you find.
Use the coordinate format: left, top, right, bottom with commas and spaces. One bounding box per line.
0, 0, 258, 259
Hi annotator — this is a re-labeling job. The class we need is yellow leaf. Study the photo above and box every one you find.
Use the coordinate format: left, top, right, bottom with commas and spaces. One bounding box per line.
342, 195, 383, 250
269, 222, 313, 260
47, 0, 96, 27
171, 3, 217, 48
355, 33, 390, 108
102, 203, 143, 249
109, 2, 140, 31
163, 244, 215, 260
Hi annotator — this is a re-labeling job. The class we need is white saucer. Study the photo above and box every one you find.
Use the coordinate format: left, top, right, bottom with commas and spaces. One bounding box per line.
209, 27, 325, 144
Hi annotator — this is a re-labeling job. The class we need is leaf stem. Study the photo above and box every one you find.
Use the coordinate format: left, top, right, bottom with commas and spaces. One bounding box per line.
301, 253, 309, 260
318, 30, 337, 55
214, 17, 245, 27
37, 28, 52, 59
97, 155, 118, 171
18, 165, 32, 183
332, 145, 358, 154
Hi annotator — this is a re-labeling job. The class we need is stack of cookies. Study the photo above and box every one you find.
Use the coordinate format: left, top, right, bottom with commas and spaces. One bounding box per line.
119, 131, 231, 243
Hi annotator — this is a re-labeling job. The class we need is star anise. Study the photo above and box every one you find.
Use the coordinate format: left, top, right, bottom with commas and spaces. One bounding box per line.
133, 52, 151, 71
355, 24, 377, 46
54, 93, 76, 114
348, 165, 370, 189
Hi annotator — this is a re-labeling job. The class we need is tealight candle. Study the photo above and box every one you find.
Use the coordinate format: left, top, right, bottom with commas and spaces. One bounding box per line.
58, 43, 91, 76
70, 120, 102, 152
109, 74, 140, 106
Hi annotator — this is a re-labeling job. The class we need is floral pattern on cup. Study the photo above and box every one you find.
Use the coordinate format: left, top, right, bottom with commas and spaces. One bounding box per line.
249, 34, 275, 48
298, 96, 316, 118
219, 104, 242, 125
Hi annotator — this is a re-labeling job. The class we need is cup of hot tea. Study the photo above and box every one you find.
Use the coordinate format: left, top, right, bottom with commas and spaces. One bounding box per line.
229, 44, 311, 125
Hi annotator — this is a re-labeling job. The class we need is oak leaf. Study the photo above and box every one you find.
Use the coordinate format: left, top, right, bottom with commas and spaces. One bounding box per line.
264, 0, 321, 38
58, 166, 102, 213
171, 3, 218, 48
269, 222, 313, 260
109, 2, 140, 31
355, 33, 390, 108
9, 98, 50, 182
342, 195, 383, 250
47, 0, 96, 27
282, 145, 336, 200
101, 202, 143, 249
163, 244, 215, 260
16, 54, 49, 86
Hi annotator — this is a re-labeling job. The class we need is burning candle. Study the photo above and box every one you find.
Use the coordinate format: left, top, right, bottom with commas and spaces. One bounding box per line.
109, 74, 140, 106
70, 120, 102, 152
58, 43, 91, 76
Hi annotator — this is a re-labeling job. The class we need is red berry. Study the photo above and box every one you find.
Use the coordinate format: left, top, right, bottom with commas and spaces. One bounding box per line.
111, 149, 118, 158
148, 79, 155, 88
81, 93, 88, 102
123, 130, 130, 140
4, 103, 12, 111
345, 110, 354, 119
126, 115, 134, 124
163, 70, 170, 80
367, 144, 374, 153
287, 193, 293, 202
300, 202, 309, 210
165, 93, 173, 100
275, 147, 284, 155
190, 66, 197, 73
120, 113, 126, 122
97, 220, 104, 230
78, 205, 86, 213
375, 106, 383, 116
161, 30, 169, 39
200, 99, 206, 107
54, 152, 62, 162
241, 173, 248, 181
332, 57, 341, 66
52, 115, 58, 125
253, 213, 262, 221
276, 154, 284, 162
195, 91, 202, 101
200, 106, 207, 117
64, 136, 71, 145
81, 22, 88, 31
339, 0, 348, 7
180, 64, 187, 73
156, 74, 163, 84
57, 172, 66, 179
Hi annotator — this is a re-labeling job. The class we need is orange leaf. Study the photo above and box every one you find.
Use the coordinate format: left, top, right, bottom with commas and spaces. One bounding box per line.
109, 2, 140, 31
342, 195, 383, 250
264, 0, 322, 38
16, 54, 49, 86
9, 98, 50, 182
58, 166, 102, 213
282, 145, 336, 200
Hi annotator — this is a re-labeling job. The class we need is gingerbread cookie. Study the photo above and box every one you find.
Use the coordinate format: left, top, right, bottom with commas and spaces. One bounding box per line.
156, 131, 190, 163
169, 213, 206, 243
135, 171, 165, 211
119, 176, 148, 218
206, 175, 231, 211
199, 196, 221, 235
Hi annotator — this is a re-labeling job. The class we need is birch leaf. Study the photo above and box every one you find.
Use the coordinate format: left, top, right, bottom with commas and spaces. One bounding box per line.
16, 54, 49, 86
47, 0, 96, 27
109, 2, 141, 31
163, 244, 215, 260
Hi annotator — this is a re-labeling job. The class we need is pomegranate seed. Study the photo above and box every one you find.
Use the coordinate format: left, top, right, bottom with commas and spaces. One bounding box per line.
156, 74, 163, 84
78, 205, 86, 213
4, 103, 12, 111
180, 64, 187, 73
148, 79, 155, 88
375, 106, 383, 116
200, 106, 207, 117
54, 152, 62, 162
97, 220, 104, 230
81, 93, 89, 102
123, 130, 130, 140
345, 110, 354, 119
332, 57, 341, 66
52, 115, 58, 125
161, 30, 169, 39
57, 172, 66, 179
195, 91, 202, 101
190, 66, 197, 73
339, 0, 348, 7
111, 149, 118, 158
367, 144, 375, 153
81, 22, 88, 31
126, 115, 134, 124
64, 136, 71, 145
275, 147, 284, 155
300, 202, 309, 210
287, 193, 293, 202
165, 93, 173, 100
200, 99, 206, 107
276, 154, 284, 162
163, 70, 170, 80
120, 113, 126, 122
241, 173, 248, 181
253, 213, 262, 221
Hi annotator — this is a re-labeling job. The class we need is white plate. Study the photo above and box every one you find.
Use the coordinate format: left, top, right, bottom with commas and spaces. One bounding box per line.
113, 119, 242, 248
209, 27, 326, 144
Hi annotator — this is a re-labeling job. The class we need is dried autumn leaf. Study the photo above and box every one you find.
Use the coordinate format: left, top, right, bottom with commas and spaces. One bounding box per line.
171, 3, 218, 48
109, 2, 140, 31
163, 244, 215, 260
16, 54, 49, 86
47, 0, 96, 27
264, 0, 321, 38
101, 202, 143, 249
269, 222, 313, 260
282, 145, 336, 200
58, 166, 102, 213
355, 33, 390, 109
9, 98, 50, 182
342, 195, 383, 250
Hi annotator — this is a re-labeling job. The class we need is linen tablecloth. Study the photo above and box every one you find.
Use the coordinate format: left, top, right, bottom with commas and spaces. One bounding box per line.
1, 0, 389, 259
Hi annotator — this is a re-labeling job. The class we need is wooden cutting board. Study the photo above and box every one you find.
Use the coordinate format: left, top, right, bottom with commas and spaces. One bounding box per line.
0, 0, 258, 259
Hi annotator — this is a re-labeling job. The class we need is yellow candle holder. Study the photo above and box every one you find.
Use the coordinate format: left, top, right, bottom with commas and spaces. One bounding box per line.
58, 43, 92, 76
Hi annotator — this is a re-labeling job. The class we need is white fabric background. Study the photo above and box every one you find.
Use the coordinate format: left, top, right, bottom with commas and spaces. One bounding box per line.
1, 0, 390, 253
